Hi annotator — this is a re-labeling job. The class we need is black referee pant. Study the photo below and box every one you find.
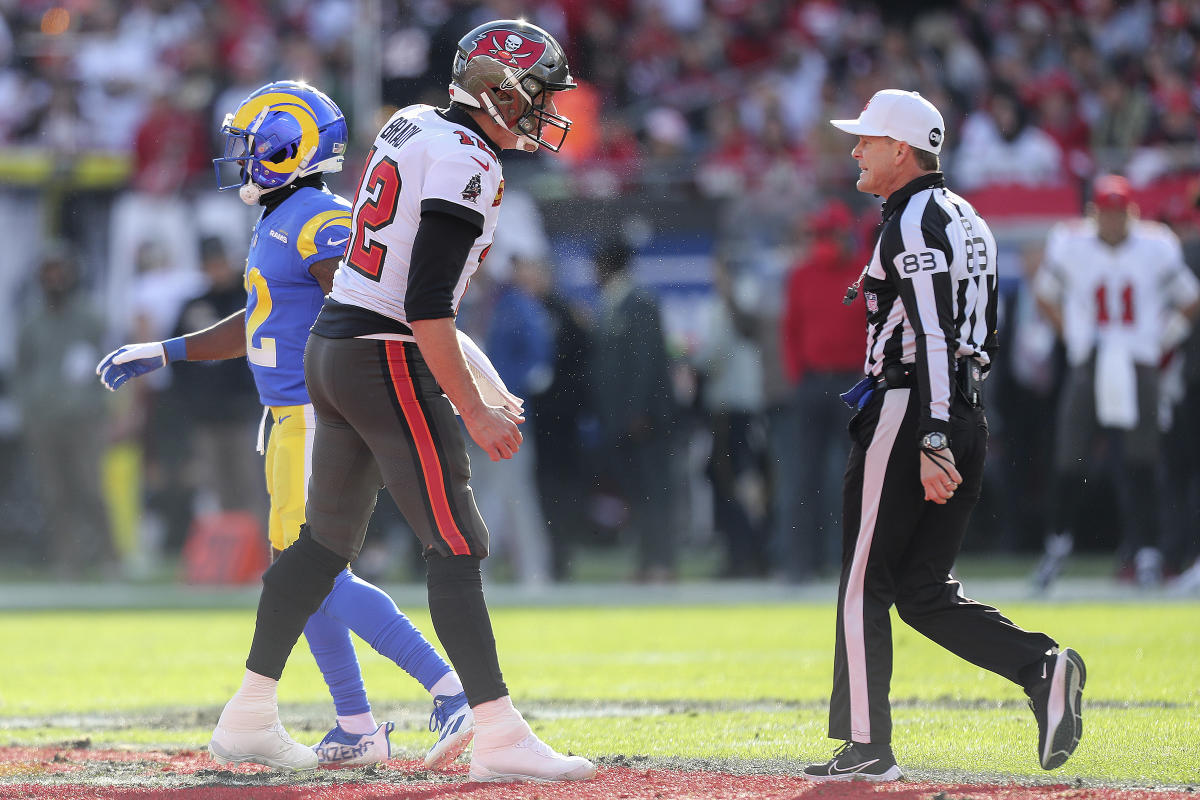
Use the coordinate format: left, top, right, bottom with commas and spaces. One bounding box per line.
828, 385, 1056, 744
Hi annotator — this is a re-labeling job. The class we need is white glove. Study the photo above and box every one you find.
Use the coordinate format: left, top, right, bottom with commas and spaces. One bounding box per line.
95, 341, 168, 391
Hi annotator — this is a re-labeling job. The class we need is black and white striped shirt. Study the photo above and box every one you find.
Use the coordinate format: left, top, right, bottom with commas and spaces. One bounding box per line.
859, 172, 998, 435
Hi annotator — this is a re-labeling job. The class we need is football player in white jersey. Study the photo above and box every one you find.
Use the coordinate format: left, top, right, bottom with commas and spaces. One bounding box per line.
99, 81, 475, 771
1032, 174, 1200, 590
208, 19, 597, 783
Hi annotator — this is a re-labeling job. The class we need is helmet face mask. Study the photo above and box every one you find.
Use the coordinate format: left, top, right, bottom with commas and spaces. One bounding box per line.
213, 80, 348, 203
449, 20, 576, 152
510, 75, 572, 152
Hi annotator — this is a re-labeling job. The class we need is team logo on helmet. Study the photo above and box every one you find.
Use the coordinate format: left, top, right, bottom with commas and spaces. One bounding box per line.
465, 29, 548, 70
230, 91, 322, 176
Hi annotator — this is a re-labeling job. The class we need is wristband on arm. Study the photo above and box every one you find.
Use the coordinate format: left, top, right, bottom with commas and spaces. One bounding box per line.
163, 336, 188, 363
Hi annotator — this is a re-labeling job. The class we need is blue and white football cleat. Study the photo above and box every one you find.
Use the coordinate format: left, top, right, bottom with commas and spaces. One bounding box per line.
312, 721, 394, 768
425, 692, 474, 769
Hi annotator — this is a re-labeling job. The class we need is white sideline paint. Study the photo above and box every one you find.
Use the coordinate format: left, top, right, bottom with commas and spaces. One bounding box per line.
0, 577, 1178, 612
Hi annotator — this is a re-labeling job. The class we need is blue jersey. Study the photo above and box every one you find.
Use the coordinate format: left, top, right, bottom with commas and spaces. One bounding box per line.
245, 186, 351, 406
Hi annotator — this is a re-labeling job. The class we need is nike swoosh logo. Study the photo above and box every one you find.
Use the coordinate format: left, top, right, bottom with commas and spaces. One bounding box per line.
325, 236, 349, 247
276, 415, 291, 423
830, 758, 879, 774
470, 156, 490, 171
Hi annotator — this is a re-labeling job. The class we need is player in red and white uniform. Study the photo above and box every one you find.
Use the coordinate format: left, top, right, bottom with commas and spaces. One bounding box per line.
328, 104, 504, 324
208, 19, 596, 783
1032, 175, 1200, 589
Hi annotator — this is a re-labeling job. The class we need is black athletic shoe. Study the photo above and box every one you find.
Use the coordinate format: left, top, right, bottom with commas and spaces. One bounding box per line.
1026, 647, 1087, 769
802, 741, 902, 782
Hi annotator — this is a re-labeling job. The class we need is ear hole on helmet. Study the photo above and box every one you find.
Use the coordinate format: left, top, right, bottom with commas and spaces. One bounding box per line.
494, 89, 513, 102
267, 143, 298, 164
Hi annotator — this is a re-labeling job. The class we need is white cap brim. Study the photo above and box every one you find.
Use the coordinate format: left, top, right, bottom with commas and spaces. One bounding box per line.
829, 118, 888, 137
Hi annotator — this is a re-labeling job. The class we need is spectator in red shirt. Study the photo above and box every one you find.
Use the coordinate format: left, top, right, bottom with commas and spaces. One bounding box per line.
776, 200, 868, 580
131, 91, 209, 196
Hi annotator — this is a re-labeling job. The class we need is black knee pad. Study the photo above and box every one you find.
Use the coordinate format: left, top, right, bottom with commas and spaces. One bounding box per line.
247, 526, 349, 680
262, 524, 348, 607
425, 551, 483, 587
422, 554, 477, 578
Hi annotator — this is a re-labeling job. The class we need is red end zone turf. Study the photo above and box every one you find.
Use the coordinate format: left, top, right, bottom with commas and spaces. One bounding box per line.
0, 747, 1190, 800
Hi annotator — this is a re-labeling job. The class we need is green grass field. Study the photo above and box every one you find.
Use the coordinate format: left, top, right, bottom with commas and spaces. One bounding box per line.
0, 602, 1195, 786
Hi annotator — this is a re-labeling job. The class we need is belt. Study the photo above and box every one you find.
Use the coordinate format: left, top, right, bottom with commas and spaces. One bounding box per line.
846, 358, 984, 411
875, 359, 984, 406
840, 365, 914, 410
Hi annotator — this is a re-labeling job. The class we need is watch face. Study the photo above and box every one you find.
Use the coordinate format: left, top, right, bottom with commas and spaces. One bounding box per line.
923, 432, 947, 450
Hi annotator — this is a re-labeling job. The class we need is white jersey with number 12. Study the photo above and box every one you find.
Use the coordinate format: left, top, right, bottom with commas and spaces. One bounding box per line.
330, 104, 505, 324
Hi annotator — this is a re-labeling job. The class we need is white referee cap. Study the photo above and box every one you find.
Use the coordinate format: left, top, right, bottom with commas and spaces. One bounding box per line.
830, 89, 946, 155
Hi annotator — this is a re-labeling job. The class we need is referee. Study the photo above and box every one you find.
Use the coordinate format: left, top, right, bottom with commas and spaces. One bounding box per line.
801, 90, 1086, 781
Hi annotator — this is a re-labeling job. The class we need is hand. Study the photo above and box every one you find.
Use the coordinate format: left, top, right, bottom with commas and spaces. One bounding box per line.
95, 342, 168, 391
1160, 309, 1192, 354
462, 404, 524, 461
920, 446, 962, 505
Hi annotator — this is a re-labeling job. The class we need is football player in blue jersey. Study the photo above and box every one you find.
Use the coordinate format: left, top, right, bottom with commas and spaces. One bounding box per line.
97, 81, 474, 771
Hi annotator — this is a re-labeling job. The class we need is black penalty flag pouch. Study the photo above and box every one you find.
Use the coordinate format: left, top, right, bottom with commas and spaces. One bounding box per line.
957, 359, 984, 407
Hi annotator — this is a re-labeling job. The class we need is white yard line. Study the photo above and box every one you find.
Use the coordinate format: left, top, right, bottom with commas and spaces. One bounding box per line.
0, 578, 1192, 611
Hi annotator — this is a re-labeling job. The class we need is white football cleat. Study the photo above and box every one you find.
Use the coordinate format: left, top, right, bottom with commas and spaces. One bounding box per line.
425, 692, 475, 769
468, 732, 596, 783
209, 719, 318, 772
313, 721, 394, 768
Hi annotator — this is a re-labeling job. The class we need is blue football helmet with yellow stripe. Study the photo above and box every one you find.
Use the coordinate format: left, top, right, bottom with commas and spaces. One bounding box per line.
214, 80, 348, 205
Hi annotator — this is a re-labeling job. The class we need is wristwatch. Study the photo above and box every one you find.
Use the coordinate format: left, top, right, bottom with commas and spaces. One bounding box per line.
920, 431, 949, 451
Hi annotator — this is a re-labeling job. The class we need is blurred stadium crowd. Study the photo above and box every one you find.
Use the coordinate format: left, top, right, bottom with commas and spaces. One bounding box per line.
2, 0, 1200, 589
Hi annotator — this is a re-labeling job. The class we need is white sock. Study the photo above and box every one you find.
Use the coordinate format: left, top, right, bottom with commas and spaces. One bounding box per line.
337, 711, 378, 735
430, 671, 464, 699
471, 695, 532, 751
218, 670, 278, 730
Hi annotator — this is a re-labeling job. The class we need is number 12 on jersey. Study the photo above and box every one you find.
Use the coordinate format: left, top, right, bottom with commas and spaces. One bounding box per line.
346, 147, 401, 282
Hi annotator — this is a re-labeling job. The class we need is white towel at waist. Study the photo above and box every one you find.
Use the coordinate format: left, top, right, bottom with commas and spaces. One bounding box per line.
457, 329, 524, 415
1094, 342, 1138, 430
356, 330, 524, 415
